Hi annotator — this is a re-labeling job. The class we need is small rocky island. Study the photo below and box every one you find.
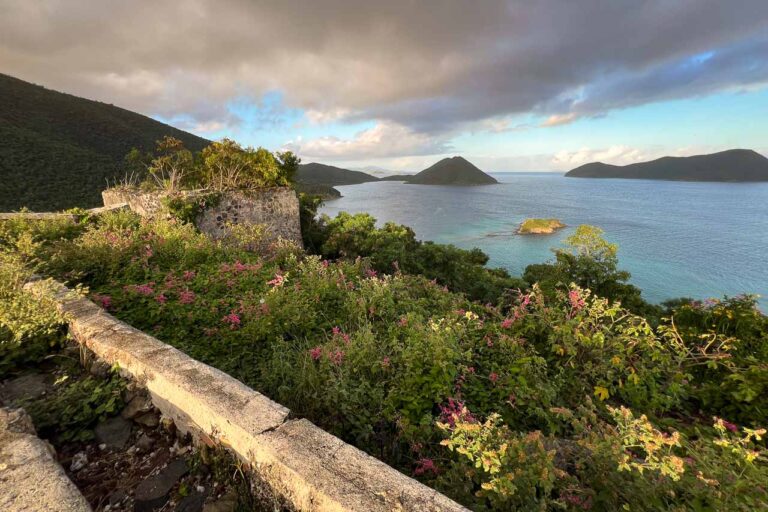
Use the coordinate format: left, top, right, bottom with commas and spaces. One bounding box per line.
517, 218, 566, 235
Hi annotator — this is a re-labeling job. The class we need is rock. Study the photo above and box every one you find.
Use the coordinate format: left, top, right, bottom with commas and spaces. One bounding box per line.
122, 394, 153, 419
134, 458, 189, 512
95, 416, 132, 450
201, 490, 237, 512
0, 374, 50, 404
109, 489, 128, 507
136, 433, 155, 452
134, 411, 160, 428
89, 360, 111, 378
70, 451, 88, 472
176, 490, 206, 512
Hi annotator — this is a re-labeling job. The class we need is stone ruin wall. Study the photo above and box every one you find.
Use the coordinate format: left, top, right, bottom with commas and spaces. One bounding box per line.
101, 187, 302, 248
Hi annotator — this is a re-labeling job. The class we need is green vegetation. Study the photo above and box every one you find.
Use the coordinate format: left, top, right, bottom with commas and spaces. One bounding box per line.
121, 136, 298, 193
517, 218, 566, 234
0, 73, 210, 211
2, 207, 766, 511
22, 369, 126, 443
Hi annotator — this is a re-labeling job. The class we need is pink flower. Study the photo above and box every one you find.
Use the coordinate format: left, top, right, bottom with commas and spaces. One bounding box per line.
309, 346, 323, 361
439, 398, 476, 427
126, 283, 155, 296
569, 289, 586, 311
267, 273, 286, 287
223, 312, 241, 329
365, 269, 378, 278
332, 326, 341, 336
155, 293, 168, 304
381, 357, 391, 368
329, 349, 345, 365
489, 372, 499, 383
722, 420, 739, 433
182, 270, 196, 281
414, 458, 438, 476
178, 290, 196, 304
500, 318, 513, 329
398, 317, 408, 327
92, 293, 112, 310
466, 366, 475, 374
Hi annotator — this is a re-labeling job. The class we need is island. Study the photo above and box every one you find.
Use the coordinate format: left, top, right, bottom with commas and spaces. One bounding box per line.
565, 149, 768, 182
407, 156, 498, 185
293, 182, 342, 200
295, 162, 380, 186
517, 218, 566, 235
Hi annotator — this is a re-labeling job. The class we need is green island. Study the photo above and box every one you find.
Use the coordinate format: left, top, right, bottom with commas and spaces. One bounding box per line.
2, 137, 767, 511
517, 217, 566, 234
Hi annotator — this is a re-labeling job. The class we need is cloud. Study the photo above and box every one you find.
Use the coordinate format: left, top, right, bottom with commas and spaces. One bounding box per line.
285, 122, 452, 160
1, 0, 767, 135
541, 113, 580, 127
549, 145, 725, 169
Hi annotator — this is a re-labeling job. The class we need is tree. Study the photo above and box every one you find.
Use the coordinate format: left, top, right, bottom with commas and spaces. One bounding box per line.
523, 225, 657, 316
197, 139, 296, 190
146, 136, 195, 191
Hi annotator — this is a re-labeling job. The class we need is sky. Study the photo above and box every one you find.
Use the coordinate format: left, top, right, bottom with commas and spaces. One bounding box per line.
1, 0, 767, 172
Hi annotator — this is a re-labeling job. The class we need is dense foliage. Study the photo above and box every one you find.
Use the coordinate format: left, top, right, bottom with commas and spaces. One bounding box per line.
2, 210, 766, 510
0, 73, 209, 211
121, 136, 298, 193
298, 206, 526, 303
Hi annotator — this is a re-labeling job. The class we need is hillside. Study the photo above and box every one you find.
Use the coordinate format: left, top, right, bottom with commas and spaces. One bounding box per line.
0, 73, 209, 211
408, 156, 498, 185
565, 149, 768, 182
295, 162, 380, 186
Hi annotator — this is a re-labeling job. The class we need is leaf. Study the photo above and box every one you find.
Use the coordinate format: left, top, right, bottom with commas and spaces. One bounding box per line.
594, 386, 610, 401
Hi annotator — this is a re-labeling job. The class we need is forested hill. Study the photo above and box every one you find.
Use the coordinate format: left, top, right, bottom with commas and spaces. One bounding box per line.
565, 149, 768, 182
296, 162, 380, 186
408, 156, 498, 185
0, 73, 210, 211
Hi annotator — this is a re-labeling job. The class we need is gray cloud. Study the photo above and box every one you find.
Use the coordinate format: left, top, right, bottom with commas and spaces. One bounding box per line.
2, 0, 767, 136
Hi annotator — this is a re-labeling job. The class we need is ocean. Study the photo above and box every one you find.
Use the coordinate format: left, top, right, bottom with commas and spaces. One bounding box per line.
319, 173, 768, 309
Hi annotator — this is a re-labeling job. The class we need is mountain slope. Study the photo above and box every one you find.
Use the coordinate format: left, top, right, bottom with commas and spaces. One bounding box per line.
408, 156, 498, 185
565, 149, 768, 182
0, 73, 209, 211
295, 162, 380, 186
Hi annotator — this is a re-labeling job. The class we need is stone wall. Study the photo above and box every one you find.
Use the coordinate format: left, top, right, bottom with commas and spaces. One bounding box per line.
0, 407, 92, 511
25, 280, 468, 512
102, 187, 302, 247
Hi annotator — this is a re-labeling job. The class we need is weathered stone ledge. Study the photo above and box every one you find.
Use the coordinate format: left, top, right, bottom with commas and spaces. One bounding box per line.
0, 407, 92, 512
24, 280, 468, 512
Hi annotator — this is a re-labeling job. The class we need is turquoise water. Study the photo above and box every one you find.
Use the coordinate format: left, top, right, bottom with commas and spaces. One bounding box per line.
319, 173, 768, 309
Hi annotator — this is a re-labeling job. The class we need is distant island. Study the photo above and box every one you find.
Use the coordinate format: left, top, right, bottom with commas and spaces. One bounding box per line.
565, 149, 768, 182
408, 156, 498, 185
295, 156, 496, 188
295, 162, 380, 186
517, 218, 566, 235
293, 182, 342, 199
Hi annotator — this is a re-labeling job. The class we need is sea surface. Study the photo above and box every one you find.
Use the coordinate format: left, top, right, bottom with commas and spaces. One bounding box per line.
320, 173, 768, 309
